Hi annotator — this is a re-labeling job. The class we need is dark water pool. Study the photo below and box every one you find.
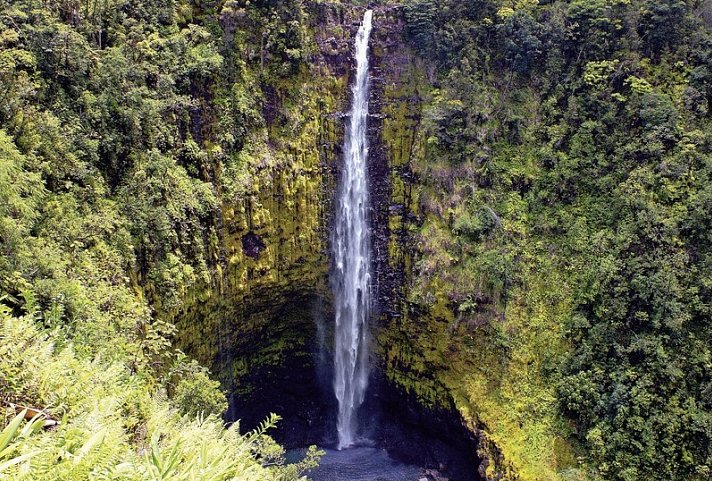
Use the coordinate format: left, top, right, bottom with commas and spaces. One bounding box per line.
289, 446, 429, 481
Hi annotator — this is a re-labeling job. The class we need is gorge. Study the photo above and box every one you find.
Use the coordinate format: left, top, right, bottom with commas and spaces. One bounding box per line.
203, 5, 484, 479
2, 1, 712, 481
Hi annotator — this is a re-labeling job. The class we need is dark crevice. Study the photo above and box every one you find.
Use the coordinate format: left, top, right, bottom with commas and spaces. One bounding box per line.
223, 296, 482, 481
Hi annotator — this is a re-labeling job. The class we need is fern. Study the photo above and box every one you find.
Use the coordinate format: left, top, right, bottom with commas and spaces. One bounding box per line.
245, 412, 281, 445
0, 410, 43, 474
0, 290, 319, 481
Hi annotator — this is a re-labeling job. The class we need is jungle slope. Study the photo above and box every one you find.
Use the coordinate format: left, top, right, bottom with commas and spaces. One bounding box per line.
387, 0, 712, 480
2, 0, 712, 481
0, 0, 330, 478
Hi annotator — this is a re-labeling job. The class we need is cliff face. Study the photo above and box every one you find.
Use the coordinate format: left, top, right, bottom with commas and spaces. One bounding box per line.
367, 7, 518, 481
169, 2, 514, 479
161, 0, 374, 447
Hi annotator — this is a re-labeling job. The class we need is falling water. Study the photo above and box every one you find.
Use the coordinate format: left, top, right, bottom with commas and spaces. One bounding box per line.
331, 9, 374, 450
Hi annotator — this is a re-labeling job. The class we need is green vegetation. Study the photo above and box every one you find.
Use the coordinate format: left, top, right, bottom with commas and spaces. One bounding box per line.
0, 0, 323, 478
400, 0, 712, 479
0, 308, 321, 480
2, 0, 711, 480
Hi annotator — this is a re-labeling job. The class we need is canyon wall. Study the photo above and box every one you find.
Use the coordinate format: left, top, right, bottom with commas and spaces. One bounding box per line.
169, 2, 515, 479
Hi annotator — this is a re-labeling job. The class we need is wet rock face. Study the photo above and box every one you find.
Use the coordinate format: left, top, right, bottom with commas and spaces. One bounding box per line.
362, 8, 483, 481
241, 232, 266, 259
223, 294, 337, 447
172, 2, 491, 479
366, 3, 415, 319
362, 375, 482, 481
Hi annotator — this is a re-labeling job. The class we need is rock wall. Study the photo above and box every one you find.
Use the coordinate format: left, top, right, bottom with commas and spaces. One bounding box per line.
170, 0, 355, 437
366, 5, 517, 481
169, 2, 515, 480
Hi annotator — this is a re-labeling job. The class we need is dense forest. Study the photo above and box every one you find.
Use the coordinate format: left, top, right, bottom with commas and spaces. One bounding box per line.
401, 1, 712, 480
0, 0, 322, 478
1, 0, 711, 480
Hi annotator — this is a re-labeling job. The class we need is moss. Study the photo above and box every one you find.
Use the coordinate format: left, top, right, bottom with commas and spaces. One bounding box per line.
392, 216, 581, 481
368, 9, 581, 481
168, 15, 350, 395
169, 4, 573, 480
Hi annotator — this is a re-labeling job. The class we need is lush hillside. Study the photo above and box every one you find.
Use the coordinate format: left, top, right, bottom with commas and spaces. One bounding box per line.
0, 0, 322, 478
399, 0, 712, 480
1, 0, 712, 480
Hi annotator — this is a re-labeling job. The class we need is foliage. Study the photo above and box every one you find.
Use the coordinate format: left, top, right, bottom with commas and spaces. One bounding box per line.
172, 366, 228, 418
0, 0, 322, 479
0, 410, 43, 474
0, 309, 321, 481
4, 0, 711, 480
404, 0, 712, 479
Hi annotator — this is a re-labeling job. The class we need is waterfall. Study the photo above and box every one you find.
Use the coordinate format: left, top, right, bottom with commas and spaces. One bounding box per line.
331, 9, 374, 450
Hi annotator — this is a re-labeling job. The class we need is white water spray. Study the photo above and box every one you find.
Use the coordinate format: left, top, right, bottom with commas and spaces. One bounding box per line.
332, 9, 374, 450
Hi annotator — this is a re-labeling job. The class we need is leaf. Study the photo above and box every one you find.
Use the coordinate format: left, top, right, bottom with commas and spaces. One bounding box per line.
20, 413, 46, 438
0, 451, 38, 473
77, 429, 106, 460
0, 410, 27, 454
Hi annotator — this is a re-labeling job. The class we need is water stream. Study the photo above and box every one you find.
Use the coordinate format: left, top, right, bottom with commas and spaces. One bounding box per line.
331, 9, 374, 450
